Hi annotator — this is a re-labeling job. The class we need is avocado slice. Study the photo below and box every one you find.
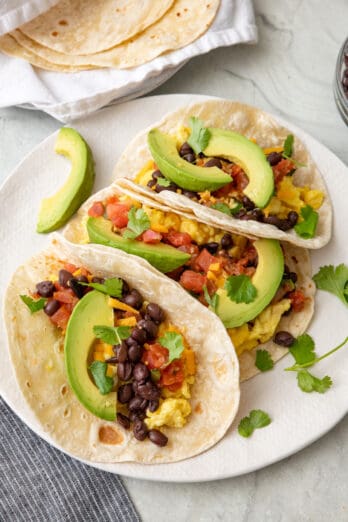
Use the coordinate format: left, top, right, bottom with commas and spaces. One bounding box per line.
87, 216, 191, 273
148, 129, 231, 192
64, 290, 116, 421
203, 128, 274, 208
215, 239, 284, 328
37, 127, 95, 233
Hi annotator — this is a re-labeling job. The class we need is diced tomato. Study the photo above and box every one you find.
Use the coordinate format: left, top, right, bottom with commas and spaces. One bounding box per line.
179, 270, 206, 294
164, 231, 192, 247
212, 182, 234, 198
230, 164, 249, 192
105, 195, 119, 205
142, 343, 169, 370
160, 360, 184, 389
50, 305, 71, 330
289, 290, 306, 312
106, 202, 131, 229
63, 263, 77, 274
193, 248, 217, 273
273, 159, 295, 184
177, 243, 199, 269
88, 201, 104, 217
140, 229, 162, 244
53, 289, 78, 305
166, 266, 185, 281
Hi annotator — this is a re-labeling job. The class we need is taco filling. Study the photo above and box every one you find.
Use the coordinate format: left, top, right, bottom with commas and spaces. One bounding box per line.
134, 121, 325, 240
21, 263, 197, 447
86, 194, 307, 357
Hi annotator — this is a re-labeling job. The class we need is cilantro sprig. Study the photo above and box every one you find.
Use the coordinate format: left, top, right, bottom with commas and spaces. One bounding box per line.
80, 277, 123, 298
211, 201, 242, 216
238, 410, 271, 438
159, 332, 185, 364
255, 350, 274, 372
294, 205, 318, 239
225, 275, 257, 304
203, 285, 219, 313
20, 295, 47, 313
89, 361, 114, 395
313, 264, 348, 308
296, 371, 332, 394
187, 117, 211, 154
123, 207, 150, 239
93, 325, 131, 345
156, 177, 171, 187
281, 134, 306, 168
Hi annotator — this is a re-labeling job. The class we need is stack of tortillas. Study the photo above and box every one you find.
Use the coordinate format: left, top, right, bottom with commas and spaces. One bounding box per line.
0, 0, 220, 72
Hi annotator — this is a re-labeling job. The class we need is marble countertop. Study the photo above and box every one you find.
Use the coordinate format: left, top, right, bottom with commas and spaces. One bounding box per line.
0, 0, 347, 520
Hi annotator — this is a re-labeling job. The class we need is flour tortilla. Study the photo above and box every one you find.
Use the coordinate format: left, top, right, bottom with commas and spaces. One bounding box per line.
19, 0, 174, 55
9, 0, 220, 70
4, 235, 239, 464
113, 99, 332, 249
63, 182, 315, 382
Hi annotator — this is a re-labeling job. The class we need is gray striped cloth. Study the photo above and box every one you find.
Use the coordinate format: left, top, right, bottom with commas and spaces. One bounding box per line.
0, 399, 140, 522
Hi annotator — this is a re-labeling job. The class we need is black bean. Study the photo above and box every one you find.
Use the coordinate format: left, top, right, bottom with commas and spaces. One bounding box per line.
123, 289, 143, 310
234, 209, 247, 219
146, 303, 165, 323
91, 276, 105, 284
201, 242, 219, 255
179, 142, 194, 157
117, 361, 133, 381
137, 382, 160, 401
147, 179, 157, 188
343, 77, 348, 88
117, 413, 130, 430
69, 278, 85, 299
239, 213, 257, 221
148, 399, 159, 412
152, 170, 163, 180
133, 419, 148, 441
267, 152, 283, 166
274, 331, 295, 347
129, 410, 146, 422
117, 383, 133, 404
43, 299, 60, 317
155, 182, 178, 193
204, 158, 222, 169
76, 275, 88, 284
289, 272, 298, 283
120, 279, 129, 296
220, 233, 233, 250
105, 356, 118, 364
131, 327, 147, 345
36, 280, 55, 298
242, 195, 255, 211
277, 219, 293, 231
183, 153, 196, 164
148, 429, 168, 447
250, 209, 264, 221
114, 341, 128, 363
132, 379, 144, 394
58, 269, 73, 288
129, 396, 148, 412
287, 211, 298, 227
133, 363, 150, 382
128, 343, 143, 363
263, 215, 283, 228
182, 189, 198, 199
137, 319, 158, 339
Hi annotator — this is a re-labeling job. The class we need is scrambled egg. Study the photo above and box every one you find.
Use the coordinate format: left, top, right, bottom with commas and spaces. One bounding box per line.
228, 299, 291, 355
145, 398, 191, 429
264, 177, 324, 218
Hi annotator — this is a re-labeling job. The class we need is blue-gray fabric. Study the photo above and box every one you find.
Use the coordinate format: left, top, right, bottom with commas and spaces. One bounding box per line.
0, 399, 140, 522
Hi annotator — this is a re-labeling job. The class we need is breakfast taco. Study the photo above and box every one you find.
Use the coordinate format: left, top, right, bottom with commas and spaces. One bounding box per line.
63, 182, 315, 382
113, 99, 332, 249
4, 235, 239, 464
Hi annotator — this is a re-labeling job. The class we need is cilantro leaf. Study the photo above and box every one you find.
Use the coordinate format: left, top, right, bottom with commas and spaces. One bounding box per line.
313, 264, 348, 308
211, 201, 242, 216
187, 116, 211, 154
225, 275, 257, 304
283, 134, 294, 157
255, 350, 274, 372
89, 361, 114, 395
81, 277, 123, 298
123, 207, 150, 239
93, 325, 131, 345
297, 370, 332, 394
159, 332, 185, 364
20, 295, 47, 313
286, 336, 348, 372
238, 409, 271, 438
230, 202, 243, 215
156, 177, 171, 187
294, 205, 318, 239
203, 285, 219, 312
289, 334, 316, 366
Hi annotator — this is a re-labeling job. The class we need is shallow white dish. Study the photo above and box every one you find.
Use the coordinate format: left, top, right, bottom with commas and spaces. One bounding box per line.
0, 94, 347, 482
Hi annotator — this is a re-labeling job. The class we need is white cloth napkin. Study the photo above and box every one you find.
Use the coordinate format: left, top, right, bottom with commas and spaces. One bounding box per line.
0, 0, 58, 36
0, 0, 258, 122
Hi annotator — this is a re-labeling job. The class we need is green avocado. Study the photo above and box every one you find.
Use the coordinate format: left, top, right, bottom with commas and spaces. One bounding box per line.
203, 128, 274, 208
215, 239, 284, 328
87, 216, 191, 273
147, 129, 231, 191
64, 290, 116, 421
37, 127, 95, 233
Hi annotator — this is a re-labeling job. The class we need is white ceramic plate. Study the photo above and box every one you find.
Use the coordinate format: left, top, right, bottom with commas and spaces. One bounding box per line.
0, 94, 347, 482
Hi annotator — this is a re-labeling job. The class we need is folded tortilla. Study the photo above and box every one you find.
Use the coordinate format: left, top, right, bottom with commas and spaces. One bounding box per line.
113, 99, 332, 249
4, 235, 239, 464
63, 182, 315, 382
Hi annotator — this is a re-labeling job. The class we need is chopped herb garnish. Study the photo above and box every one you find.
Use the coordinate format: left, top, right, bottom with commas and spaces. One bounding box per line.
156, 177, 171, 187
93, 325, 131, 345
230, 202, 243, 215
123, 207, 150, 239
313, 264, 348, 308
238, 409, 271, 438
225, 275, 257, 304
20, 295, 47, 313
159, 331, 185, 364
255, 350, 274, 372
283, 134, 294, 157
286, 336, 348, 372
203, 285, 219, 312
296, 370, 332, 394
81, 277, 123, 297
288, 334, 316, 366
211, 201, 242, 216
294, 205, 318, 239
89, 361, 114, 395
187, 116, 211, 154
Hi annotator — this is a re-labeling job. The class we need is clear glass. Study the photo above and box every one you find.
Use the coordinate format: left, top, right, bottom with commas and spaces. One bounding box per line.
334, 37, 348, 126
